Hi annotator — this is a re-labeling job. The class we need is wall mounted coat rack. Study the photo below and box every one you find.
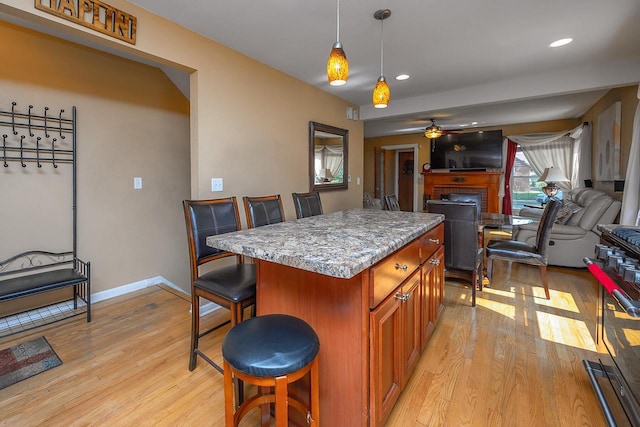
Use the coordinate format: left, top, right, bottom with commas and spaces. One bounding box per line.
0, 102, 76, 168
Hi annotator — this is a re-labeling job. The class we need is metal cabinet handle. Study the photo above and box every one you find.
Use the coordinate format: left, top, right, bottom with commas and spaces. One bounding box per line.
394, 292, 410, 302
395, 263, 408, 271
428, 238, 440, 244
429, 259, 441, 265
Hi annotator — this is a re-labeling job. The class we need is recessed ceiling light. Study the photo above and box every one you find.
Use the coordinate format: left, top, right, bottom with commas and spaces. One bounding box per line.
471, 121, 478, 125
549, 38, 573, 48
395, 74, 410, 81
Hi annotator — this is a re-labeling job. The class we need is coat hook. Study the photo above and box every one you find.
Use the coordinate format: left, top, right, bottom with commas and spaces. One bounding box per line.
20, 135, 26, 167
2, 134, 8, 167
44, 106, 50, 138
51, 137, 58, 168
59, 109, 65, 139
36, 136, 42, 168
11, 102, 17, 135
28, 105, 34, 137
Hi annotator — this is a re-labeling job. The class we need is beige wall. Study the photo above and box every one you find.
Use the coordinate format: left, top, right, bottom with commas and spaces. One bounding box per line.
0, 22, 191, 294
0, 1, 364, 298
581, 84, 638, 194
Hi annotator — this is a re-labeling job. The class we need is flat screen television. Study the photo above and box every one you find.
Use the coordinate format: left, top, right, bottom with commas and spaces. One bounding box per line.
430, 130, 503, 171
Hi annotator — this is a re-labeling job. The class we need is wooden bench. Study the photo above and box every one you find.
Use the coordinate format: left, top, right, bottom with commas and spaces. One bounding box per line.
0, 251, 91, 330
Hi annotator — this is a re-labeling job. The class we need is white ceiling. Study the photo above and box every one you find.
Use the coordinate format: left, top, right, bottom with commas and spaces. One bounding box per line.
126, 0, 640, 138
8, 1, 640, 138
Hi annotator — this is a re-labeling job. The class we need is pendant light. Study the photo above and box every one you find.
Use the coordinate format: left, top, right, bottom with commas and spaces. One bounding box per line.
372, 9, 391, 108
327, 0, 348, 86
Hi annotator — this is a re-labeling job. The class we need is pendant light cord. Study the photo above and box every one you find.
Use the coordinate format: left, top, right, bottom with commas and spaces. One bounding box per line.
379, 18, 384, 75
336, 0, 340, 43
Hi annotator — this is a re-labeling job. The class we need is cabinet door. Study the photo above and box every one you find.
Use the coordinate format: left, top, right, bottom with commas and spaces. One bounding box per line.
430, 246, 445, 322
400, 271, 421, 385
370, 289, 402, 427
420, 262, 435, 350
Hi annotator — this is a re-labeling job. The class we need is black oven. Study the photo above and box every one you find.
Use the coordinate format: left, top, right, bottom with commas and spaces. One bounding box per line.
584, 227, 640, 427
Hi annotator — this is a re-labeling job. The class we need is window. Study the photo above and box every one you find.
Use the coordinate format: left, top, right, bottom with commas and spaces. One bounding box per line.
511, 147, 546, 211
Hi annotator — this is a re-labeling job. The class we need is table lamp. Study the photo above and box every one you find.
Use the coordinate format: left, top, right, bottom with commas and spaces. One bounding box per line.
318, 168, 334, 182
538, 167, 569, 197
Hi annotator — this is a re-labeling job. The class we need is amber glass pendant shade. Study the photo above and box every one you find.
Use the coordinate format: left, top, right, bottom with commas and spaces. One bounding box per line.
372, 76, 390, 108
327, 42, 348, 86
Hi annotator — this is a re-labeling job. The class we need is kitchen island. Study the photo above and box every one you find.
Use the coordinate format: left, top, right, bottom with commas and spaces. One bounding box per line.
207, 209, 445, 426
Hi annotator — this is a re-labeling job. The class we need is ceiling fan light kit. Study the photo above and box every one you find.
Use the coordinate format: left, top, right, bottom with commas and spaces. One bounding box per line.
327, 0, 348, 86
372, 9, 391, 108
424, 119, 443, 139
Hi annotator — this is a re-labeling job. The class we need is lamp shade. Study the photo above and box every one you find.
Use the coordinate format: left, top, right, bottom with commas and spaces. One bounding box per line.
372, 76, 390, 108
538, 167, 569, 183
318, 168, 334, 181
327, 42, 348, 86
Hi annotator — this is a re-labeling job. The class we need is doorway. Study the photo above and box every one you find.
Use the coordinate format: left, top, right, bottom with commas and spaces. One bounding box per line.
398, 151, 414, 211
378, 143, 420, 212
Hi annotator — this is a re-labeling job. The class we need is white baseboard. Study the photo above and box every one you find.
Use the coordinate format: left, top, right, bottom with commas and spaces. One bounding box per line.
91, 276, 222, 316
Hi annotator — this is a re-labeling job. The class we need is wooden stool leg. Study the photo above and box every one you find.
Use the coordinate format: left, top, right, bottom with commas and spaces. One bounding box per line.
189, 294, 199, 371
260, 386, 270, 427
540, 265, 550, 299
274, 376, 288, 427
223, 360, 236, 427
309, 357, 320, 427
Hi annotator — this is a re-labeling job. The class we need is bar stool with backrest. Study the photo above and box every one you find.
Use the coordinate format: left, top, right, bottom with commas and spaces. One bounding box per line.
243, 194, 286, 228
292, 191, 323, 219
182, 197, 256, 372
445, 192, 482, 218
223, 313, 320, 427
426, 200, 484, 306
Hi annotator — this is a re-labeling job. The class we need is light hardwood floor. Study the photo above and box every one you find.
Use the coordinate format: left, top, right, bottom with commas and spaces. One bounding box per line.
0, 262, 606, 426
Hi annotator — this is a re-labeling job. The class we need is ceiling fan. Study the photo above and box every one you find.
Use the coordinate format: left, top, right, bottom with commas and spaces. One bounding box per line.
423, 119, 461, 139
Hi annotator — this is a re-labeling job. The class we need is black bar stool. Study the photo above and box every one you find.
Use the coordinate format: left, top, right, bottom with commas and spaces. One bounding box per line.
222, 314, 320, 427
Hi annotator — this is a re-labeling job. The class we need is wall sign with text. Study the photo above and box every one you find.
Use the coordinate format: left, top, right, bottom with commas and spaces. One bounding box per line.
35, 0, 137, 45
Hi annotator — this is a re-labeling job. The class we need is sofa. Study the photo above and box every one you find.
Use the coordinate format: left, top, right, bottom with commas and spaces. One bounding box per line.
514, 188, 621, 268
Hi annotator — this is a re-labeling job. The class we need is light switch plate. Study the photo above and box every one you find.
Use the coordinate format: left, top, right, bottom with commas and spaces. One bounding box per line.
134, 177, 142, 189
211, 178, 223, 192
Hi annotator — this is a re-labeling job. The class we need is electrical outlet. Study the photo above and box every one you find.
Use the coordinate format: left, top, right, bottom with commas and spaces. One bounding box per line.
134, 177, 142, 189
211, 178, 223, 192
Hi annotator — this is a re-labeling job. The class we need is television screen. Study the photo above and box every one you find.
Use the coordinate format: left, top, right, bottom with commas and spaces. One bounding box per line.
430, 130, 503, 170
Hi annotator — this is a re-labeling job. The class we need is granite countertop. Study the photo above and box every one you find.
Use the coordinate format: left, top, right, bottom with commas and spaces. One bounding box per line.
206, 209, 443, 279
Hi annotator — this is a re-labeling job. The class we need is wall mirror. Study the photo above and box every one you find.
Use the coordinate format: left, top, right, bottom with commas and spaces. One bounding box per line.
309, 121, 348, 192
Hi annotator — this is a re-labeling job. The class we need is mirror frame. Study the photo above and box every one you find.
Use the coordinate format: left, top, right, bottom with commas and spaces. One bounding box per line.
309, 121, 349, 192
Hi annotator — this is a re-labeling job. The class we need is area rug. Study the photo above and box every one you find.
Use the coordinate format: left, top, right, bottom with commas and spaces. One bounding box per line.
0, 336, 62, 390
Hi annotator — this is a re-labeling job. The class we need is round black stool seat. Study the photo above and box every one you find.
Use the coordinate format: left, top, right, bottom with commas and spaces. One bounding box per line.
222, 314, 320, 378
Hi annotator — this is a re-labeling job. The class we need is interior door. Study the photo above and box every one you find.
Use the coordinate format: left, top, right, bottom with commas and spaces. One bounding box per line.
398, 151, 414, 211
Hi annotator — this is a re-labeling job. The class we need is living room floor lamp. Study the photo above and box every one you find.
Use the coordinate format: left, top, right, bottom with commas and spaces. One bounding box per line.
539, 166, 569, 197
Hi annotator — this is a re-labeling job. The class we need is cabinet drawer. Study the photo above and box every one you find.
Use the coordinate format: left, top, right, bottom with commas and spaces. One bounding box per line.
420, 223, 444, 263
370, 239, 420, 308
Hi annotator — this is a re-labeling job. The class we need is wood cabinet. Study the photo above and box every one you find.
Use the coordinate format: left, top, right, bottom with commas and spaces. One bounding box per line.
369, 224, 444, 426
423, 171, 502, 213
256, 222, 445, 427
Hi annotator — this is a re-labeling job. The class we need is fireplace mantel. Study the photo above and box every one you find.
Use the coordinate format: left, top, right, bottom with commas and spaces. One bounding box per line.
423, 171, 502, 213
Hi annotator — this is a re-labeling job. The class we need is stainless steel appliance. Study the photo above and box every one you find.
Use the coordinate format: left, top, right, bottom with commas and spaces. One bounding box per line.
584, 226, 640, 427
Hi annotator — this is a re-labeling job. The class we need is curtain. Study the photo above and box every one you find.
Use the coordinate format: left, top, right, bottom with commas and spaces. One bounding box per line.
314, 145, 343, 180
502, 139, 517, 214
507, 123, 587, 191
620, 86, 640, 225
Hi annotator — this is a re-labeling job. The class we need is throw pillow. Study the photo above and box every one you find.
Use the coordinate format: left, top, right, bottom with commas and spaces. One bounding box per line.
554, 199, 582, 225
